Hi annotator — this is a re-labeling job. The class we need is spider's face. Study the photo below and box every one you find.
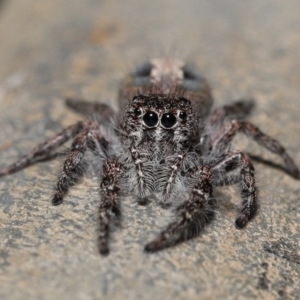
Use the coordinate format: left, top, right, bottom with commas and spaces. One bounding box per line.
123, 94, 198, 144
131, 94, 190, 129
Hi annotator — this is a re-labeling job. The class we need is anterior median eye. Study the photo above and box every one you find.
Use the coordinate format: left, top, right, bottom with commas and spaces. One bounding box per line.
143, 111, 159, 127
161, 113, 177, 128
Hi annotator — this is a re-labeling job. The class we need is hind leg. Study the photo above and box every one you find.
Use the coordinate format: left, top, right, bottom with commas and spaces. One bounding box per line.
65, 97, 116, 122
0, 120, 89, 177
208, 119, 299, 178
209, 99, 255, 126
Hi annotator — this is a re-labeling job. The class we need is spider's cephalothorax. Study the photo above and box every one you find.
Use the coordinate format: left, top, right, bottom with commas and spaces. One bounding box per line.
122, 93, 200, 160
0, 58, 299, 255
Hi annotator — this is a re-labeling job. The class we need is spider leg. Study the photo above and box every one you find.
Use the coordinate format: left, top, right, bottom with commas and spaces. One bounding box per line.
208, 119, 300, 178
85, 128, 122, 255
212, 173, 241, 187
54, 125, 121, 255
209, 99, 255, 125
183, 164, 241, 187
52, 128, 90, 205
65, 98, 116, 121
212, 151, 258, 229
145, 166, 214, 252
99, 159, 122, 255
0, 121, 87, 177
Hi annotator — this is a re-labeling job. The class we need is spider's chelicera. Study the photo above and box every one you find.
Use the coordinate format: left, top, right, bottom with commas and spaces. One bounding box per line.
0, 58, 299, 255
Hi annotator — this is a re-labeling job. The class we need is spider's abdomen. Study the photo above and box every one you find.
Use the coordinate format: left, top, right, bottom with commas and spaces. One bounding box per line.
118, 58, 213, 118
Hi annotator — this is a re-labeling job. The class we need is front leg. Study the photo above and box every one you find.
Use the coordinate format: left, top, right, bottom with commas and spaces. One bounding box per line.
99, 159, 122, 255
212, 151, 258, 229
145, 166, 214, 252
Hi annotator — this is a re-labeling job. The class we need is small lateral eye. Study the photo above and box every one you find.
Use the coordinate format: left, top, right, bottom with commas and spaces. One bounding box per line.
134, 108, 142, 116
179, 111, 187, 121
143, 111, 159, 127
161, 113, 177, 128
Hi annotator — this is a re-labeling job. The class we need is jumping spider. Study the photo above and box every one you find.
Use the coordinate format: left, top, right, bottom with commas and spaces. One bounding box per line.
0, 58, 299, 255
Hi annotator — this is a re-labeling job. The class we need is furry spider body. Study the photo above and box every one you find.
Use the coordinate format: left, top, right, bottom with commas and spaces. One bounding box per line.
0, 58, 299, 254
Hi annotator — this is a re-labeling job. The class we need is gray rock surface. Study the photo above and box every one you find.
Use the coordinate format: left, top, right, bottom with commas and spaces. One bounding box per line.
0, 1, 299, 299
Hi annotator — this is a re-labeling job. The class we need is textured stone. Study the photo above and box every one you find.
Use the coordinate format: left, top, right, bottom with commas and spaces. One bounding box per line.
0, 1, 299, 299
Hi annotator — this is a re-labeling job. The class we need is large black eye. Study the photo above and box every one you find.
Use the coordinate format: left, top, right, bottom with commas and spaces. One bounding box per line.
161, 113, 177, 128
143, 111, 159, 127
134, 107, 142, 116
179, 111, 187, 121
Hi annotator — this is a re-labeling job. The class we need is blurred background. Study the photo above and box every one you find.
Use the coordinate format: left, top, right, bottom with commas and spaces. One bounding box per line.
0, 1, 299, 299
